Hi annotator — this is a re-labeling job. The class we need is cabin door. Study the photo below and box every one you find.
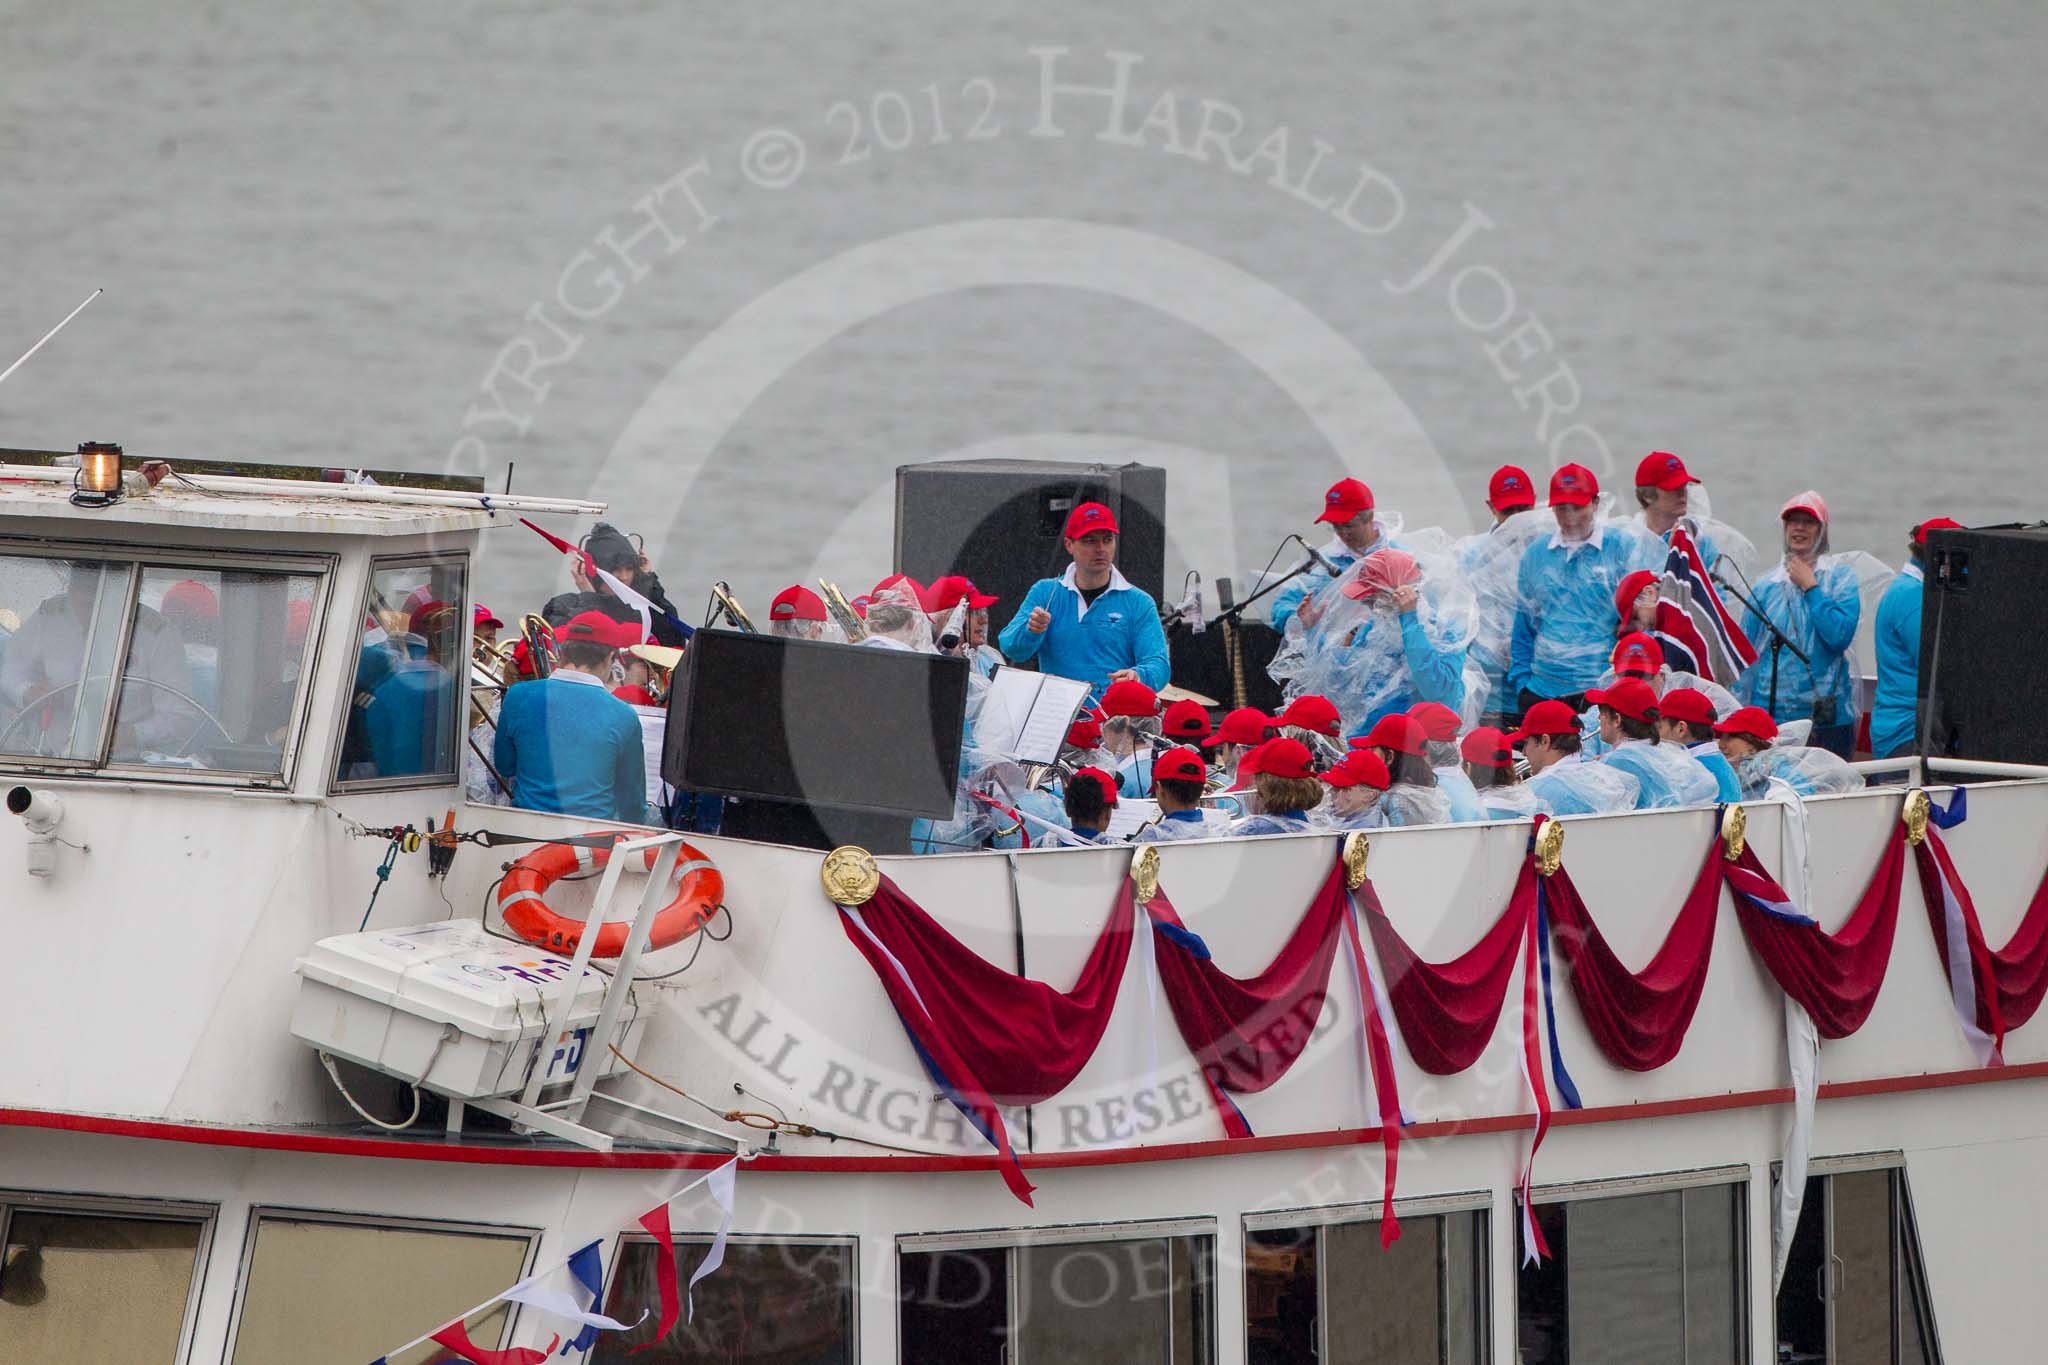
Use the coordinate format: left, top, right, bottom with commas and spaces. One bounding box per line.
1775, 1167, 1941, 1364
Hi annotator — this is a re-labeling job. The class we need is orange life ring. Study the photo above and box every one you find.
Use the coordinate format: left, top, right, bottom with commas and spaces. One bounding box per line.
497, 833, 723, 957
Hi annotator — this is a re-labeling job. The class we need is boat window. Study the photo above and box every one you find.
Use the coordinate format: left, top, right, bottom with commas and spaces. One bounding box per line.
226, 1211, 533, 1365
899, 1230, 1215, 1364
0, 555, 134, 763
104, 566, 321, 775
0, 1203, 209, 1362
1518, 1179, 1746, 1364
1774, 1165, 1943, 1364
596, 1236, 856, 1362
335, 557, 468, 788
1246, 1207, 1487, 1364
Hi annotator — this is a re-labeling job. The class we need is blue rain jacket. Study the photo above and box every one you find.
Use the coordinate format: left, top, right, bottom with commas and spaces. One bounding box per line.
1600, 739, 1720, 809
1527, 756, 1640, 815
1736, 558, 1861, 726
1868, 563, 1922, 757
1338, 610, 1468, 735
1510, 527, 1662, 699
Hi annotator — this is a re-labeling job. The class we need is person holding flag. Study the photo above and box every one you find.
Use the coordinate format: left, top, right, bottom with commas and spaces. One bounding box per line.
528, 520, 691, 648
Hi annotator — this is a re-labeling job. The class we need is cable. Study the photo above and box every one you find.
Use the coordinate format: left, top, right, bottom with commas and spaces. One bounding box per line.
317, 1026, 454, 1133
605, 1045, 935, 1156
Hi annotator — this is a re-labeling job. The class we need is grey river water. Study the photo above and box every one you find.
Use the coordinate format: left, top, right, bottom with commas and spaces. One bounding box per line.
4, 2, 2044, 617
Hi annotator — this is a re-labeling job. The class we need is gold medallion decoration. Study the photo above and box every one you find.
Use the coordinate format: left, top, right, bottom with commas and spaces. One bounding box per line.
1130, 844, 1161, 904
1342, 830, 1371, 891
1903, 789, 1931, 847
1533, 819, 1565, 877
820, 845, 880, 906
1721, 803, 1748, 863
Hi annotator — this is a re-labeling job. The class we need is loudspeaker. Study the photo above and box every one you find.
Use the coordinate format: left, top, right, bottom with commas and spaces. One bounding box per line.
663, 629, 969, 820
1920, 523, 2048, 764
1168, 621, 1286, 715
893, 459, 1167, 635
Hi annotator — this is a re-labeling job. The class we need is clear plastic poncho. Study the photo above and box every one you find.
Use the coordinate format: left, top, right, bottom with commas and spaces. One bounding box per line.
1512, 498, 1667, 699
1475, 781, 1548, 820
1734, 551, 1867, 726
1734, 745, 1865, 800
1366, 782, 1456, 828
1527, 756, 1642, 815
1267, 541, 1479, 735
1600, 739, 1721, 809
1455, 510, 1553, 717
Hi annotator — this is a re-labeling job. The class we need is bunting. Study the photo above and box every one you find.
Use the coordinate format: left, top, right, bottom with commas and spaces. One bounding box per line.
519, 517, 691, 643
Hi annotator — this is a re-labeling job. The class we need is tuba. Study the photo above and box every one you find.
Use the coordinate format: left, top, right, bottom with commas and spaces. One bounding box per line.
708, 581, 756, 633
817, 579, 869, 642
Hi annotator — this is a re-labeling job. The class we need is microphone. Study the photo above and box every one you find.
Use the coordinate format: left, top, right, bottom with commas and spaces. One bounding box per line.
1295, 536, 1341, 576
937, 599, 969, 652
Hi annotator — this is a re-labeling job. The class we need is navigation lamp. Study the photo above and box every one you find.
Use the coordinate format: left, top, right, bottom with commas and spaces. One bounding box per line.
72, 440, 124, 507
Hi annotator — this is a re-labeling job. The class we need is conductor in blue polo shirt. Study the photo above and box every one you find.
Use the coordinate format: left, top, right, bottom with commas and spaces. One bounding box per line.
998, 501, 1171, 702
494, 611, 648, 825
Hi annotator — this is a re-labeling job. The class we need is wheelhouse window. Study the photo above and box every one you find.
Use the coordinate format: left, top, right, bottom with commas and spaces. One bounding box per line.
0, 550, 322, 780
899, 1223, 1215, 1364
335, 556, 468, 787
0, 1194, 212, 1362
1775, 1162, 1942, 1365
1245, 1202, 1488, 1364
596, 1235, 856, 1362
1518, 1175, 1746, 1365
226, 1209, 534, 1365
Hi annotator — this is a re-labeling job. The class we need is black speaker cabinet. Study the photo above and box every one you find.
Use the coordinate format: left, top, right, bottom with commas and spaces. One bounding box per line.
893, 459, 1167, 636
1920, 523, 2048, 764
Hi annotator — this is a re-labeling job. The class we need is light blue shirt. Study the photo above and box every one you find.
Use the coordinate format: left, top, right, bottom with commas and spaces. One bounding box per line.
1527, 754, 1641, 815
997, 565, 1170, 702
1338, 610, 1468, 734
1510, 525, 1662, 699
1736, 558, 1861, 725
1434, 766, 1486, 822
493, 671, 648, 825
1601, 738, 1720, 809
1689, 740, 1744, 804
1869, 562, 1923, 757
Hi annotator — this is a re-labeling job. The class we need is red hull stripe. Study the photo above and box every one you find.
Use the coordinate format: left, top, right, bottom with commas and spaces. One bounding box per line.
5, 1059, 2047, 1176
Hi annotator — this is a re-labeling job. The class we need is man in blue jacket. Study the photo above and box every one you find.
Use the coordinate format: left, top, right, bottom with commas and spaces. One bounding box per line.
1509, 464, 1663, 716
997, 501, 1170, 702
494, 611, 648, 825
1870, 517, 1960, 758
1736, 491, 1863, 757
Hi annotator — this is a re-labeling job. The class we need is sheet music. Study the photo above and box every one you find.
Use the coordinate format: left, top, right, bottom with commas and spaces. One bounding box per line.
1106, 798, 1160, 840
981, 668, 1091, 764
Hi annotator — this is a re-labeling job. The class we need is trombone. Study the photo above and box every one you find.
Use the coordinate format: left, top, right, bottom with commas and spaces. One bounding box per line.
706, 581, 756, 633
817, 578, 868, 642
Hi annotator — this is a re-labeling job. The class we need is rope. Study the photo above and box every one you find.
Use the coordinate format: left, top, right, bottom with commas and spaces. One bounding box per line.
604, 1045, 935, 1156
357, 837, 406, 933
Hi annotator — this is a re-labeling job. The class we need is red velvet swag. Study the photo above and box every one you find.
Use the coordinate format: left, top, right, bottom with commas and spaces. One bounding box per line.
1730, 829, 1907, 1039
1543, 835, 1726, 1071
839, 874, 1135, 1103
1914, 828, 2048, 1034
1357, 865, 1532, 1075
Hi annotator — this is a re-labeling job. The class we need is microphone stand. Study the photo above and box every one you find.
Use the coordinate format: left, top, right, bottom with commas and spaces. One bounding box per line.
1712, 568, 1808, 716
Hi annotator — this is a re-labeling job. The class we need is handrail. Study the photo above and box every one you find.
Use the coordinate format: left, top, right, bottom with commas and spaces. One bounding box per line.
1848, 755, 2048, 782
0, 463, 605, 517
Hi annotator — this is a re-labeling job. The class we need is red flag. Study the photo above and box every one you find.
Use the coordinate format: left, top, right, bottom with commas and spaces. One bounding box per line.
520, 517, 598, 580
630, 1203, 682, 1354
428, 1323, 558, 1365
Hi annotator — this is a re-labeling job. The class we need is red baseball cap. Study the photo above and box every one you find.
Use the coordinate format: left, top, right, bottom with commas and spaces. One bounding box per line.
847, 594, 873, 619
1613, 570, 1659, 627
559, 610, 633, 648
1204, 707, 1274, 747
1063, 501, 1119, 540
1548, 463, 1599, 507
1253, 737, 1317, 780
161, 579, 219, 620
611, 684, 658, 707
769, 585, 828, 622
1065, 715, 1104, 749
473, 603, 505, 631
1099, 679, 1160, 718
1322, 750, 1391, 790
1780, 490, 1829, 524
1611, 631, 1666, 677
1459, 726, 1516, 769
1276, 694, 1341, 737
1585, 677, 1660, 723
1069, 766, 1120, 806
1912, 517, 1962, 546
1339, 548, 1423, 600
1658, 687, 1718, 726
1407, 701, 1461, 744
1357, 713, 1427, 757
1152, 745, 1207, 784
1488, 465, 1536, 511
408, 599, 459, 637
1315, 477, 1375, 524
923, 574, 999, 613
1713, 706, 1779, 745
1233, 741, 1267, 782
1508, 699, 1580, 743
870, 573, 928, 603
1635, 451, 1699, 491
1161, 698, 1212, 740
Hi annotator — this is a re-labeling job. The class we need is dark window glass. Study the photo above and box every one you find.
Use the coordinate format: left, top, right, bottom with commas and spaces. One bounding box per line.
597, 1238, 854, 1364
900, 1247, 1007, 1365
0, 1210, 204, 1362
338, 559, 466, 785
1775, 1167, 1945, 1364
1258, 1211, 1487, 1365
